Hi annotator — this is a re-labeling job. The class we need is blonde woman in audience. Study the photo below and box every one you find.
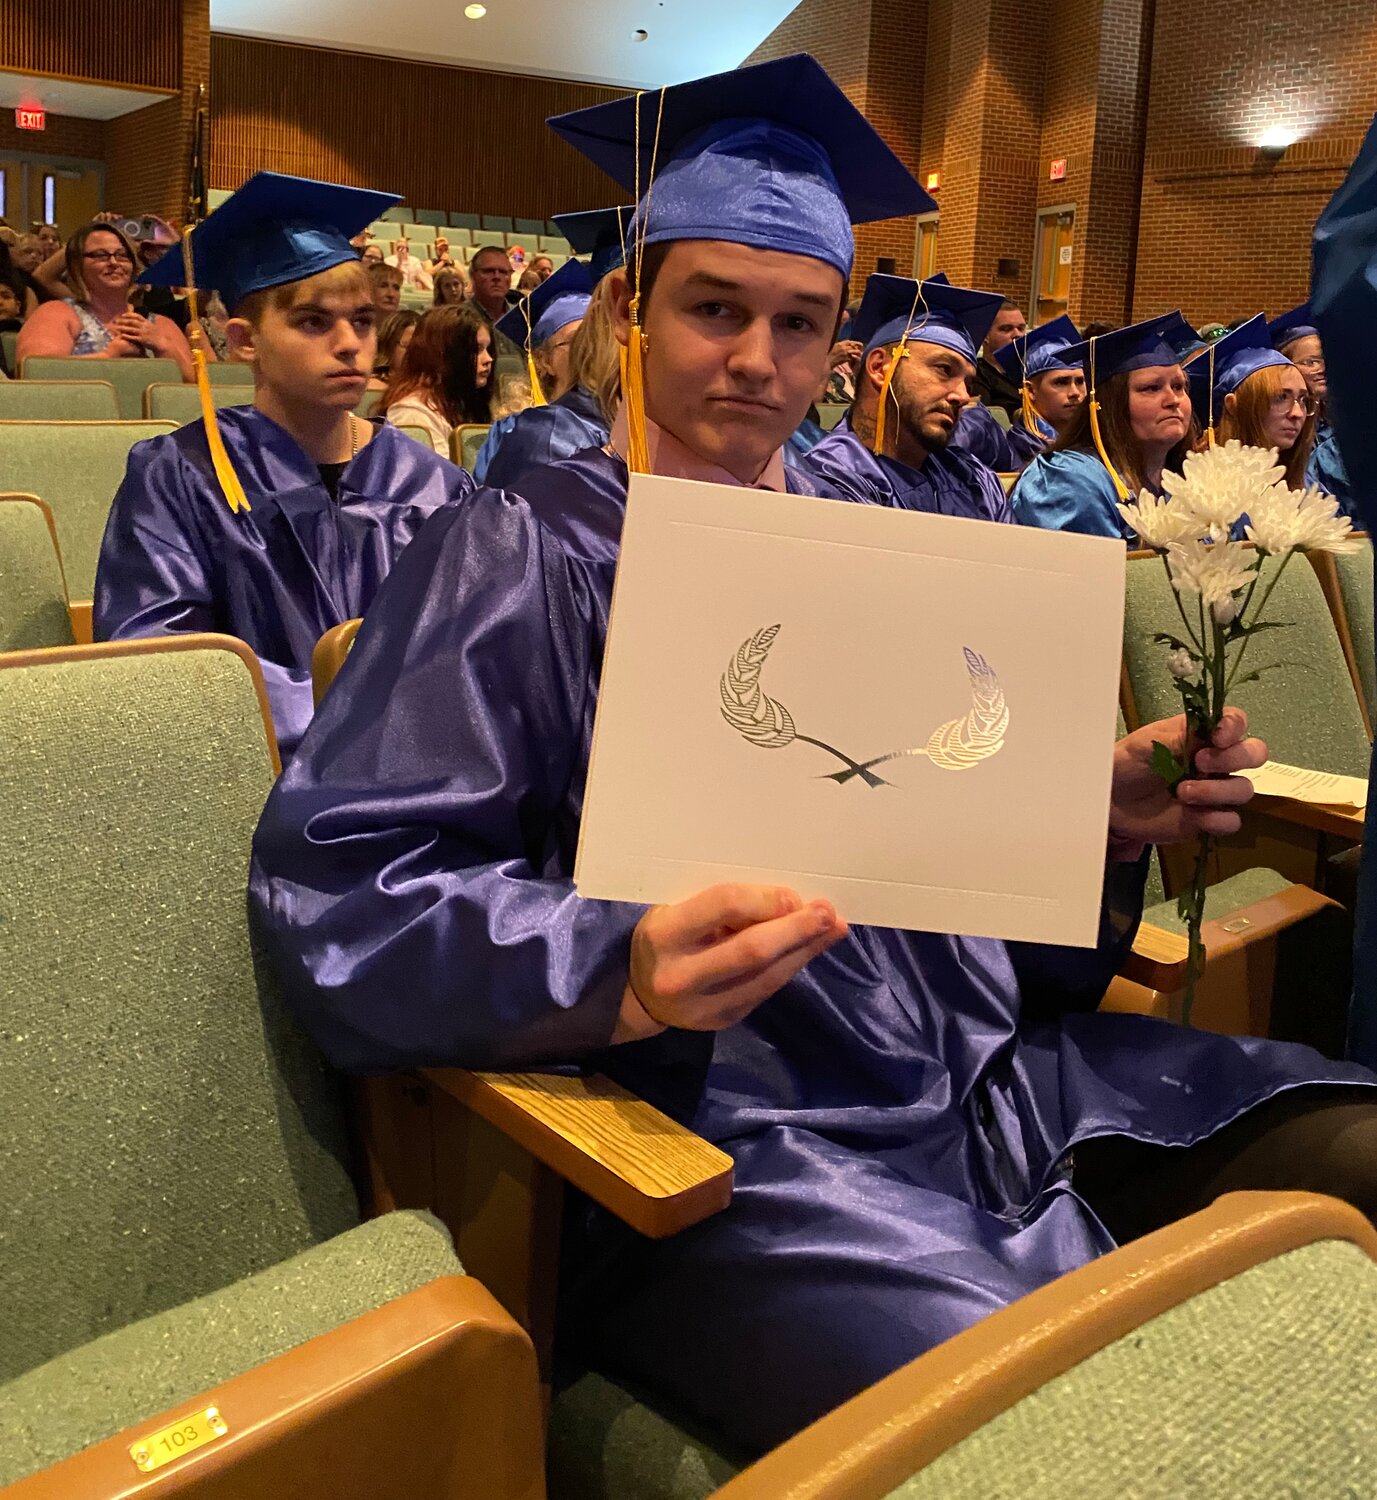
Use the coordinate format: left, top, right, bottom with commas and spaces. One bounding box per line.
367, 308, 420, 391
367, 261, 403, 316
385, 235, 433, 292
381, 303, 494, 455
17, 221, 193, 378
432, 268, 466, 306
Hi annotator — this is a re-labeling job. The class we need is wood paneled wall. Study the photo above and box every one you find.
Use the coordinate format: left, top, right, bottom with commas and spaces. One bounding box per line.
210, 36, 626, 218
0, 0, 182, 91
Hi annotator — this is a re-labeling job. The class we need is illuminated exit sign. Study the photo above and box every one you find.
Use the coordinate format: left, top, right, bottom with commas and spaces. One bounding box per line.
15, 107, 46, 131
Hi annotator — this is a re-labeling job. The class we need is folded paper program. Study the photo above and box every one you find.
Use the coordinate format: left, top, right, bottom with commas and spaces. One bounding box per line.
1241, 760, 1368, 809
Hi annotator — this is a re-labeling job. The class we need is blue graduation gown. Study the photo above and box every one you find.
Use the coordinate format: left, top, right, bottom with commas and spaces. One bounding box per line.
1011, 449, 1134, 540
473, 384, 610, 488
249, 443, 1370, 1456
1313, 110, 1377, 1064
93, 407, 472, 759
950, 400, 1014, 471
1006, 412, 1053, 472
802, 415, 1011, 521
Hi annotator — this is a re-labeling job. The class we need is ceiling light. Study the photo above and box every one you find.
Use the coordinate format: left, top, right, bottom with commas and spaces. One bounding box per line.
633, 28, 649, 41
464, 3, 486, 16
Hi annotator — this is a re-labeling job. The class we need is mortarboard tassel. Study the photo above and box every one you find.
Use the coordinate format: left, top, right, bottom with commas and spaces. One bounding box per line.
522, 299, 548, 408
871, 282, 927, 458
1086, 337, 1130, 502
621, 87, 667, 476
1020, 376, 1040, 437
1204, 342, 1216, 447
180, 226, 250, 514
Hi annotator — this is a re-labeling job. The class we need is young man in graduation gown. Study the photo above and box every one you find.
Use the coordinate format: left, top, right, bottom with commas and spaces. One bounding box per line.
802, 272, 1011, 521
472, 253, 601, 486
93, 173, 473, 758
991, 312, 1085, 471
250, 59, 1377, 1458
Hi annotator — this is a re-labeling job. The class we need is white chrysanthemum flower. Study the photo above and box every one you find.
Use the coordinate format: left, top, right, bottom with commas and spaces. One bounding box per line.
1245, 483, 1363, 556
1166, 646, 1202, 679
1118, 490, 1197, 551
1160, 440, 1285, 536
1167, 537, 1258, 625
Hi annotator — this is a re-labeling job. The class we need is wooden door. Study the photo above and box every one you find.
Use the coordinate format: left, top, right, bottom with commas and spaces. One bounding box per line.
1033, 209, 1074, 325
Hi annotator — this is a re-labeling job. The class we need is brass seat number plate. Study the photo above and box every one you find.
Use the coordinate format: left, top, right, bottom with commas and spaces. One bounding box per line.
130, 1406, 228, 1472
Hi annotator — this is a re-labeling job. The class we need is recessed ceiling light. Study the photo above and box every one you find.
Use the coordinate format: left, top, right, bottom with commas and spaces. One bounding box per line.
465, 3, 486, 16
633, 28, 648, 40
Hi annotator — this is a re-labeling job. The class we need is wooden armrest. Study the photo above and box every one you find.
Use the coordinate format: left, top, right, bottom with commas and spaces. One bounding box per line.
421, 1067, 733, 1239
1250, 793, 1365, 841
1119, 920, 1190, 991
67, 600, 93, 645
6, 1276, 545, 1500
1200, 880, 1337, 958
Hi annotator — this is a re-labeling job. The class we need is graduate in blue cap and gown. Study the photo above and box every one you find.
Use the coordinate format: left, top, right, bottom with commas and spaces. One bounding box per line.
474, 216, 628, 486
803, 272, 1011, 520
992, 313, 1085, 472
1271, 302, 1351, 509
93, 172, 473, 758
250, 57, 1377, 1457
1012, 312, 1199, 539
1314, 109, 1377, 1063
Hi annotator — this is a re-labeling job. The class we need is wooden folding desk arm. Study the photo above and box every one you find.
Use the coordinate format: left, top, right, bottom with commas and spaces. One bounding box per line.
1120, 921, 1190, 991
420, 1066, 734, 1239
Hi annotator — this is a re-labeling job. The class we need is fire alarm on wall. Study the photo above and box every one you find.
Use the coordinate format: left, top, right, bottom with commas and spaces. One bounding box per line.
1049, 157, 1067, 182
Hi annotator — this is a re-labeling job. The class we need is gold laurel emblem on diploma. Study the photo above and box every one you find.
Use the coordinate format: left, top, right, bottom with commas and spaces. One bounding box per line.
720, 628, 1008, 787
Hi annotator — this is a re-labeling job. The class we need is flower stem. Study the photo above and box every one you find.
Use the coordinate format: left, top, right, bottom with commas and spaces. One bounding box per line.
1225, 548, 1295, 694
1180, 832, 1212, 1024
1162, 552, 1205, 653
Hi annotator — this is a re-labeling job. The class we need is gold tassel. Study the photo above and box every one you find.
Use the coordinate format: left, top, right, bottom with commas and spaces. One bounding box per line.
871, 343, 908, 456
1204, 343, 1216, 447
180, 227, 250, 514
623, 295, 651, 474
1020, 378, 1039, 436
525, 349, 547, 407
1086, 338, 1129, 502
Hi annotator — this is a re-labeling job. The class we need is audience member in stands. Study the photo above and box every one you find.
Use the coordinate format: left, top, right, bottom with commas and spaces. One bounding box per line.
380, 302, 494, 455
17, 222, 193, 378
1268, 303, 1328, 439
1190, 314, 1314, 488
386, 235, 433, 291
1012, 313, 1198, 538
467, 244, 515, 322
516, 268, 541, 292
804, 273, 1012, 519
33, 222, 61, 257
367, 261, 403, 316
433, 268, 466, 305
530, 253, 555, 281
127, 216, 192, 330
0, 238, 37, 324
425, 235, 458, 276
972, 297, 1025, 418
992, 313, 1085, 471
10, 233, 41, 275
93, 175, 472, 759
367, 308, 419, 391
251, 59, 1377, 1462
360, 242, 385, 266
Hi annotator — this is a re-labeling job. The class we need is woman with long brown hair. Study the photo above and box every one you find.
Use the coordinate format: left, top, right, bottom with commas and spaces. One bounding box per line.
380, 303, 493, 454
366, 308, 420, 392
1011, 312, 1198, 538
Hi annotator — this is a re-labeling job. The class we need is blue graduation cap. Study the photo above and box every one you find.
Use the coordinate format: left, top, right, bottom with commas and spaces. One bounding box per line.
1267, 301, 1319, 350
139, 171, 399, 313
551, 205, 633, 283
547, 54, 935, 280
853, 273, 1003, 364
495, 258, 593, 349
1186, 313, 1293, 424
1059, 311, 1198, 384
992, 313, 1082, 380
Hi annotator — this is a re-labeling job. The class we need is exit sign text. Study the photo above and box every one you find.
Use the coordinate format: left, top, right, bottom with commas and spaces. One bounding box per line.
15, 107, 46, 131
1049, 157, 1067, 181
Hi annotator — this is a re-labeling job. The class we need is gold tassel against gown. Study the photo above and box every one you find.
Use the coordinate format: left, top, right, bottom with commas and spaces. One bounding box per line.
180, 228, 250, 514
1086, 339, 1129, 501
871, 343, 908, 457
622, 297, 651, 474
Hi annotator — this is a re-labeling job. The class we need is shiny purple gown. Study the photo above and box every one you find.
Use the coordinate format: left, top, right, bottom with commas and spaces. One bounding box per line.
93, 407, 473, 757
249, 441, 1372, 1455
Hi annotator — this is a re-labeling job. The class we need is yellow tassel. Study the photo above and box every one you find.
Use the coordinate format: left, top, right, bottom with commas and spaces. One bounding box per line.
623, 295, 651, 474
1204, 343, 1216, 446
871, 343, 908, 456
180, 227, 249, 514
1020, 378, 1039, 436
525, 349, 548, 407
1088, 397, 1130, 502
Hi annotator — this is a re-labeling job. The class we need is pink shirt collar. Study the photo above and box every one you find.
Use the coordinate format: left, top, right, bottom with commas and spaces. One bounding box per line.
608, 403, 788, 492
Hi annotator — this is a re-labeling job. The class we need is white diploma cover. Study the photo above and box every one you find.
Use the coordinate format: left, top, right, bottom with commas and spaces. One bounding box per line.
576, 474, 1127, 946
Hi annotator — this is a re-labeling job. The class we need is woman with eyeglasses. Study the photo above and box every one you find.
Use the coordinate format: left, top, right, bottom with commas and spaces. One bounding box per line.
15, 222, 193, 378
1267, 303, 1328, 438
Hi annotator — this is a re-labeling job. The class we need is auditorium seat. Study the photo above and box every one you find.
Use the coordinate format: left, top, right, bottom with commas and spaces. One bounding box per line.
453, 422, 492, 471
0, 420, 175, 604
710, 1193, 1377, 1500
415, 208, 449, 226
537, 234, 571, 254
20, 356, 186, 420
0, 635, 544, 1498
144, 383, 254, 422
473, 228, 510, 251
816, 402, 848, 432
354, 391, 383, 418
514, 217, 546, 237
0, 379, 118, 421
396, 423, 435, 449
450, 211, 482, 230
988, 404, 1012, 431
482, 214, 515, 232
1, 329, 18, 373
1310, 539, 1375, 728
206, 361, 256, 386
0, 494, 75, 651
381, 204, 408, 223
367, 218, 394, 241
207, 187, 233, 210
447, 226, 475, 247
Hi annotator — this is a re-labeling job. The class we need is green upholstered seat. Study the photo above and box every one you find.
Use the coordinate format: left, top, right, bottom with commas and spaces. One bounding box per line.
2, 328, 19, 373
0, 644, 464, 1483
397, 423, 435, 450
988, 404, 1012, 431
206, 360, 256, 385
207, 187, 233, 210
882, 1239, 1377, 1497
459, 423, 491, 471
481, 214, 515, 232
450, 211, 482, 230
1143, 863, 1291, 930
473, 228, 511, 250
145, 382, 254, 422
354, 389, 383, 418
1331, 539, 1374, 722
0, 420, 174, 600
20, 356, 186, 419
816, 402, 848, 432
381, 205, 408, 223
0, 379, 118, 420
1123, 551, 1371, 778
414, 208, 449, 226
548, 1372, 745, 1500
514, 217, 547, 237
0, 495, 74, 650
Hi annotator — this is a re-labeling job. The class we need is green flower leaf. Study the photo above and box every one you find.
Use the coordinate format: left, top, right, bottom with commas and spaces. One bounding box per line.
1151, 739, 1188, 793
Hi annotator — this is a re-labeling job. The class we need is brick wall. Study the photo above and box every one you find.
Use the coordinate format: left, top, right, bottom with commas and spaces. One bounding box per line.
0, 111, 103, 164
1132, 0, 1377, 325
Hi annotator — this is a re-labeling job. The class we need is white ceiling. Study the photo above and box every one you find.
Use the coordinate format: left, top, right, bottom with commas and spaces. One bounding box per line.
0, 71, 171, 120
209, 0, 803, 90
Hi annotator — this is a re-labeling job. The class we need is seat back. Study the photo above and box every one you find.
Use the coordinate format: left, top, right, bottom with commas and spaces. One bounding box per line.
0, 379, 118, 421
381, 204, 408, 223
2, 327, 20, 373
144, 382, 254, 422
513, 217, 546, 237
0, 494, 75, 650
1314, 540, 1375, 727
481, 214, 514, 232
1123, 550, 1372, 777
472, 228, 510, 251
20, 356, 185, 419
312, 616, 363, 706
413, 207, 448, 226
454, 422, 491, 471
206, 360, 256, 386
0, 420, 175, 600
449, 210, 481, 230
396, 423, 435, 449
0, 638, 358, 1383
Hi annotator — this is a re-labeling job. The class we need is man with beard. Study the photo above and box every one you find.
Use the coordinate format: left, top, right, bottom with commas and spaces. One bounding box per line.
803, 272, 1012, 520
